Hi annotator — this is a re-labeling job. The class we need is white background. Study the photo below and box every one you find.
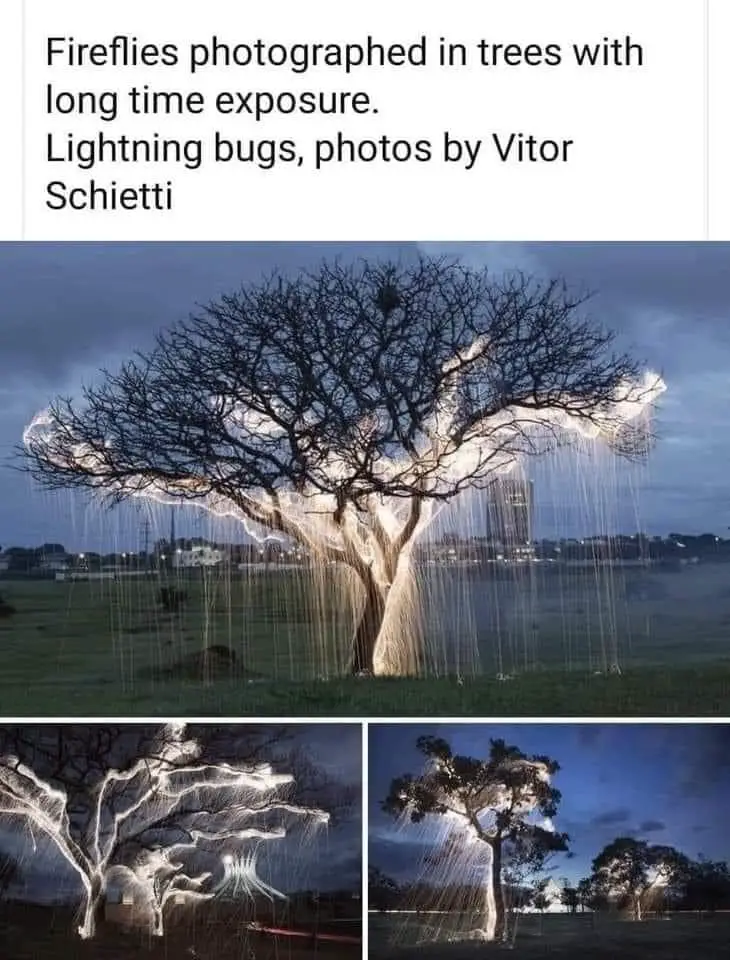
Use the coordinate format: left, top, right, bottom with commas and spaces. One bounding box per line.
0, 0, 726, 239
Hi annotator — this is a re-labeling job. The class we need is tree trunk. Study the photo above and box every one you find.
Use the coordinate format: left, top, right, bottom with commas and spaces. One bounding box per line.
348, 572, 387, 674
78, 876, 105, 939
492, 842, 506, 941
634, 894, 642, 922
482, 841, 506, 941
151, 901, 164, 937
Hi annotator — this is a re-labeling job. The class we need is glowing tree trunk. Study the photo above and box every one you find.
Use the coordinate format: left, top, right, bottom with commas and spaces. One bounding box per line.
346, 496, 426, 676
482, 841, 506, 942
350, 569, 387, 674
633, 891, 642, 921
151, 901, 164, 937
0, 725, 329, 941
78, 873, 105, 939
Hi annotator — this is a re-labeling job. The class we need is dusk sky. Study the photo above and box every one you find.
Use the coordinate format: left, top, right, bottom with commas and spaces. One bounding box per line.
1, 242, 729, 550
369, 723, 730, 886
0, 723, 361, 902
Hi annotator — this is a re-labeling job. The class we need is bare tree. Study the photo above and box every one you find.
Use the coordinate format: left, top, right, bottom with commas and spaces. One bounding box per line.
0, 724, 328, 938
22, 257, 664, 675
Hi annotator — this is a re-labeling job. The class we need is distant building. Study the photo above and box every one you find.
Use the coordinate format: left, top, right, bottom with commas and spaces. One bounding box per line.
173, 545, 224, 568
38, 556, 71, 573
0, 555, 8, 573
485, 476, 534, 546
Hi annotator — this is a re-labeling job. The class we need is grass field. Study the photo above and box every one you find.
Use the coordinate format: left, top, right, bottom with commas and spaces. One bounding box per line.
1, 576, 729, 716
369, 911, 730, 959
0, 903, 359, 960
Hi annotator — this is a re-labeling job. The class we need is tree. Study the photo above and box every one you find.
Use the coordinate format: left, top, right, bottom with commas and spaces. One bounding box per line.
2, 548, 37, 573
112, 847, 217, 936
368, 865, 400, 912
22, 258, 664, 676
560, 882, 580, 914
680, 857, 730, 913
532, 878, 552, 913
591, 837, 685, 921
577, 875, 606, 913
532, 877, 555, 936
382, 735, 568, 942
0, 724, 328, 938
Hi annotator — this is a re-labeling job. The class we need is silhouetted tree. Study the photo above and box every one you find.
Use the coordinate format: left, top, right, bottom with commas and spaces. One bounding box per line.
591, 837, 686, 921
680, 857, 730, 912
368, 865, 400, 912
561, 882, 580, 913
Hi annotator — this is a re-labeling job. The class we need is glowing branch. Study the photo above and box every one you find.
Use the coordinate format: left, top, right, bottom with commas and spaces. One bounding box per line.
0, 723, 329, 940
22, 258, 666, 676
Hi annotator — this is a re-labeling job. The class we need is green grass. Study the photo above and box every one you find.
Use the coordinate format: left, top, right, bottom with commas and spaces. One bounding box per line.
1, 577, 729, 716
0, 665, 727, 717
369, 912, 730, 959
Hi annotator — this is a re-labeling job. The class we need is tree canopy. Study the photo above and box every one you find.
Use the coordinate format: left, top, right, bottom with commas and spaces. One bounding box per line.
590, 836, 687, 920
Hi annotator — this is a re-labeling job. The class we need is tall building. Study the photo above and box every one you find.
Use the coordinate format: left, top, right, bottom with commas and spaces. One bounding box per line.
485, 476, 534, 546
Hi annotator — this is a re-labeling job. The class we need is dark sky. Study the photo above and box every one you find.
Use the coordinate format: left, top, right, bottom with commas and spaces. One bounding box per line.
1, 242, 729, 550
1, 722, 361, 903
369, 723, 730, 886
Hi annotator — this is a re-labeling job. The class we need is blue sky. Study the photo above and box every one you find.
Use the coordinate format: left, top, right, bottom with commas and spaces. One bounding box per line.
1, 242, 730, 550
369, 723, 730, 885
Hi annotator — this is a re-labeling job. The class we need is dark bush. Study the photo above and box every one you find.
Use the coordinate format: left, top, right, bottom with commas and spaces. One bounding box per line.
157, 586, 188, 613
0, 594, 16, 618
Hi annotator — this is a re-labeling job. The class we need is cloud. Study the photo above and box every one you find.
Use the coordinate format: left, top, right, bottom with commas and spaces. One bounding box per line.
575, 726, 605, 749
4, 242, 730, 544
638, 819, 666, 834
590, 808, 632, 827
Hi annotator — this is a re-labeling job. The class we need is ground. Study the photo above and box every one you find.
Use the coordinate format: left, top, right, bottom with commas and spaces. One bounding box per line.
369, 911, 730, 959
0, 574, 729, 716
0, 903, 360, 960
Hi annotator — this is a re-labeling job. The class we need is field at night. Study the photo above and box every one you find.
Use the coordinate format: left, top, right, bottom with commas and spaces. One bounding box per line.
0, 902, 361, 960
368, 911, 730, 959
1, 573, 729, 715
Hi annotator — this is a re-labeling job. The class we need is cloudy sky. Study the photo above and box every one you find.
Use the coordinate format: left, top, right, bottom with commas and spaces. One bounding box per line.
1, 242, 729, 550
1, 722, 361, 902
368, 722, 730, 886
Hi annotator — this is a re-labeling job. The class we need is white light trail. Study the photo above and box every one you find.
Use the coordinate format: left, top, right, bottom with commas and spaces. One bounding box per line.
0, 723, 329, 939
23, 341, 665, 675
